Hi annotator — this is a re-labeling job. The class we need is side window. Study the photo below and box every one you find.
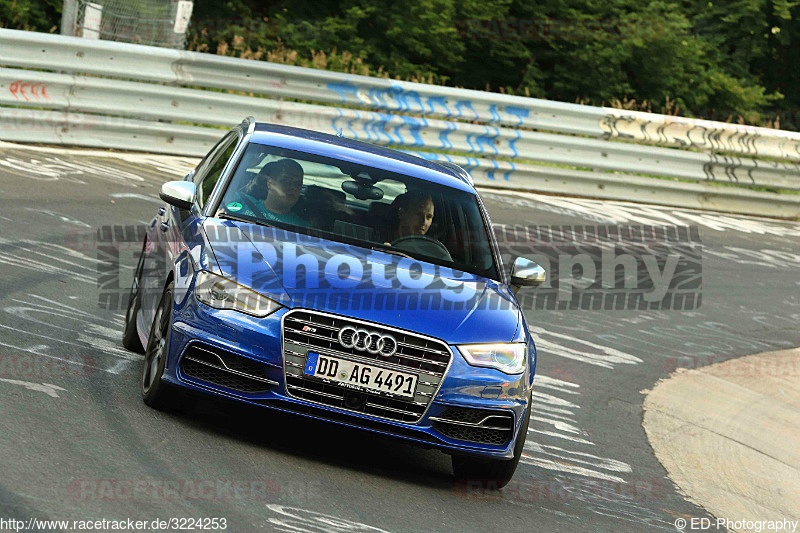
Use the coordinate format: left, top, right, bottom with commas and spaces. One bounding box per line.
194, 133, 239, 209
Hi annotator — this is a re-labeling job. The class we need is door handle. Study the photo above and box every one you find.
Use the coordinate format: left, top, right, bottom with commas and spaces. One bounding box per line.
160, 222, 169, 232
158, 207, 166, 216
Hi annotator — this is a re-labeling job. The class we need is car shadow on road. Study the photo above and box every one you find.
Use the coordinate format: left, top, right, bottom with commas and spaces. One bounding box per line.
161, 390, 457, 489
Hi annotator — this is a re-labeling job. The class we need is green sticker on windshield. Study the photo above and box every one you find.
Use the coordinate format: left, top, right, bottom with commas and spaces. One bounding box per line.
227, 202, 243, 212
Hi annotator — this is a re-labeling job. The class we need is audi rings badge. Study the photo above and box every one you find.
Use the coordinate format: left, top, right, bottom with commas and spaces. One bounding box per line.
338, 326, 398, 357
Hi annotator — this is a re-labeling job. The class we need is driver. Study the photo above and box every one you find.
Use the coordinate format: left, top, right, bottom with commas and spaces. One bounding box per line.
390, 191, 434, 240
383, 191, 452, 261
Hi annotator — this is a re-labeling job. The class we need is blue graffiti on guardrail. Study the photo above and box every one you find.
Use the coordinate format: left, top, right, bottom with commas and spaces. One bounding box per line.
321, 91, 535, 160
503, 161, 516, 181
328, 81, 458, 117
325, 81, 542, 130
400, 115, 427, 147
455, 101, 478, 121
439, 122, 456, 150
326, 82, 362, 105
330, 108, 344, 137
425, 96, 448, 116
508, 129, 521, 158
391, 85, 422, 113
400, 150, 519, 183
505, 106, 529, 126
486, 158, 499, 180
346, 110, 360, 140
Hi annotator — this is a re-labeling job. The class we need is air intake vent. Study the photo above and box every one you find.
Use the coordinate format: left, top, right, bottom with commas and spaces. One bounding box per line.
180, 343, 277, 394
431, 406, 514, 446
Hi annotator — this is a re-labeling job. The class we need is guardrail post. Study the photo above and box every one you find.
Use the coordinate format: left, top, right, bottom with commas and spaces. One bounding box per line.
60, 0, 78, 36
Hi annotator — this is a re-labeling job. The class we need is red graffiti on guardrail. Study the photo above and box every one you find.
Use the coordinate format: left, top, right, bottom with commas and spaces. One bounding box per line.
9, 81, 50, 101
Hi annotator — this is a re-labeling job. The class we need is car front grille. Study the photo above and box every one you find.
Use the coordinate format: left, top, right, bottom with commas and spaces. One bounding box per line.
431, 406, 514, 446
180, 343, 277, 394
282, 309, 452, 423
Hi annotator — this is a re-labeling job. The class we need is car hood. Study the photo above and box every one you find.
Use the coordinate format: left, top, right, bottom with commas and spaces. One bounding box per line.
203, 219, 521, 344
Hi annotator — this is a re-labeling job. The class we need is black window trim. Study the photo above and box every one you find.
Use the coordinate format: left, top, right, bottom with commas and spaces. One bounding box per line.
193, 128, 245, 216
204, 129, 252, 218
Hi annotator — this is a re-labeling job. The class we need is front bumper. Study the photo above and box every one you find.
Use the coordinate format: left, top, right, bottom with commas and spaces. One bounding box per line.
161, 296, 531, 460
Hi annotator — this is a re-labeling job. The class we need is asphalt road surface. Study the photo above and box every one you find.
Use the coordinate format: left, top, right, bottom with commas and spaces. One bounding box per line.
0, 143, 798, 532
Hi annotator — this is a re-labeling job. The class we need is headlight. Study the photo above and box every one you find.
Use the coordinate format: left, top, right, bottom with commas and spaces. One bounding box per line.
457, 343, 527, 374
195, 270, 282, 317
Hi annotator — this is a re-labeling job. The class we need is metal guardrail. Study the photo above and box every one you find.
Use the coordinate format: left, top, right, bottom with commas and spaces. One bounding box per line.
0, 28, 797, 217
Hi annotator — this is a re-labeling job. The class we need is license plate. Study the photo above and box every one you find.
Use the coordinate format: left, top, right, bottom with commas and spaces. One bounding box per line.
304, 352, 418, 399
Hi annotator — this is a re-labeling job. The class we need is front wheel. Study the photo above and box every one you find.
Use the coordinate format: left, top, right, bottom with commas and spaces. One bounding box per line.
141, 281, 179, 410
451, 395, 531, 488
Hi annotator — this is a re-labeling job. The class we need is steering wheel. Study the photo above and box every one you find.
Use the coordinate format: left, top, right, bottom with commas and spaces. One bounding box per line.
390, 234, 452, 262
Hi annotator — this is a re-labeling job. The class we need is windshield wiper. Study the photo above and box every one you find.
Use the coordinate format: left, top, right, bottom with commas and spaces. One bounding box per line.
370, 245, 415, 259
216, 212, 270, 227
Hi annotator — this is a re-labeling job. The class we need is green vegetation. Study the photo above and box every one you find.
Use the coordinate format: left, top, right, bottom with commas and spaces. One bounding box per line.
3, 0, 799, 130
0, 0, 60, 31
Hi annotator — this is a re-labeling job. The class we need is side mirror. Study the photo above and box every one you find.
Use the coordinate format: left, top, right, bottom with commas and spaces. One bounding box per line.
510, 257, 546, 288
159, 181, 196, 210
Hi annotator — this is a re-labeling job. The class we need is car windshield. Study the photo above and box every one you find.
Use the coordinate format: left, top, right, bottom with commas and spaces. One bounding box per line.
215, 143, 500, 280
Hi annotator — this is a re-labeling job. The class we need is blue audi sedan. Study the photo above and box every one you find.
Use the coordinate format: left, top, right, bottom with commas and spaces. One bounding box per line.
123, 118, 545, 486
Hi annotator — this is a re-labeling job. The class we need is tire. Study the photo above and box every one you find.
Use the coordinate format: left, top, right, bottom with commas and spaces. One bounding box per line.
141, 281, 179, 410
451, 394, 532, 488
122, 240, 146, 353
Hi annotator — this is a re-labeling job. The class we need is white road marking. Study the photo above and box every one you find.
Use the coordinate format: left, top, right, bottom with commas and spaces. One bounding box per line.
0, 328, 136, 373
265, 505, 391, 533
110, 193, 162, 204
531, 327, 643, 368
704, 246, 800, 269
519, 455, 627, 483
0, 153, 153, 185
0, 249, 95, 284
26, 295, 117, 323
533, 374, 581, 394
0, 140, 197, 177
529, 430, 596, 445
23, 208, 91, 227
486, 190, 800, 236
524, 372, 638, 483
0, 378, 66, 398
3, 297, 140, 364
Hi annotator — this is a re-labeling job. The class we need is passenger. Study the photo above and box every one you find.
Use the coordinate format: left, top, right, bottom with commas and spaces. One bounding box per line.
228, 159, 308, 226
